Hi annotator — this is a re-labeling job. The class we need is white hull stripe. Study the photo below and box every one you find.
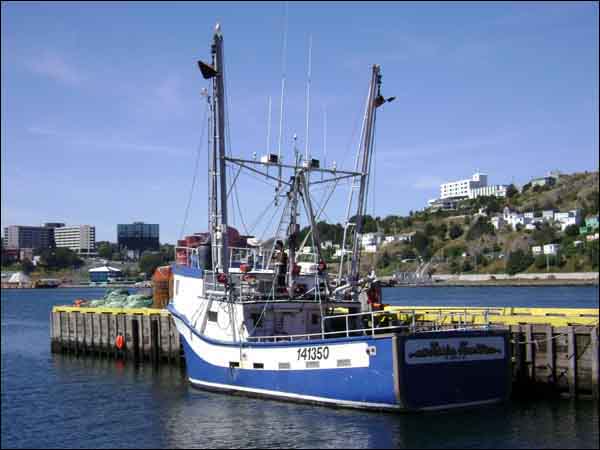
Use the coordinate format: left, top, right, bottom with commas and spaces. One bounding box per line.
189, 377, 402, 410
189, 378, 504, 412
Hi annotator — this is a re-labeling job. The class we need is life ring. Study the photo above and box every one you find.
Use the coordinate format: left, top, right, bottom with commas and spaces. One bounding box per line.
115, 335, 125, 350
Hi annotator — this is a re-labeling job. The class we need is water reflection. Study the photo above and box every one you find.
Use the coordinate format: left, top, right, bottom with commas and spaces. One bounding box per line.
2, 288, 599, 449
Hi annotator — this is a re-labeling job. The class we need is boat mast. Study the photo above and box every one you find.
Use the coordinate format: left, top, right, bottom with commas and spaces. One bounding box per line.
199, 24, 229, 273
348, 65, 393, 291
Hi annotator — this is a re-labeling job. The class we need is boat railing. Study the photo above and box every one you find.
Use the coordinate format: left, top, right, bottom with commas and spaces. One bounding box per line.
175, 246, 201, 268
229, 247, 267, 271
176, 246, 267, 271
246, 309, 493, 343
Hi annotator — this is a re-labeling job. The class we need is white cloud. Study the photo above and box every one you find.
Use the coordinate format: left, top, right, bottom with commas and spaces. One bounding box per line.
26, 52, 85, 85
26, 126, 187, 156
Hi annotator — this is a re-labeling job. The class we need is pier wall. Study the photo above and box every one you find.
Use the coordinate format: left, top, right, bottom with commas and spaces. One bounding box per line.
50, 307, 182, 366
50, 306, 598, 399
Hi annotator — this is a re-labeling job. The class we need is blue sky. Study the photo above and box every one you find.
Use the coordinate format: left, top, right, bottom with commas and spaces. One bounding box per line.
1, 1, 598, 244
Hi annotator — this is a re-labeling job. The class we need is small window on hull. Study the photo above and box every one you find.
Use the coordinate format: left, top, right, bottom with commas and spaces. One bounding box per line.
253, 363, 264, 369
278, 362, 291, 370
208, 311, 218, 322
229, 362, 239, 368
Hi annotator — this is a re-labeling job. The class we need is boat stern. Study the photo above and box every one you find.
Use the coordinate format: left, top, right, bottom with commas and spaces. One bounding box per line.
395, 329, 511, 411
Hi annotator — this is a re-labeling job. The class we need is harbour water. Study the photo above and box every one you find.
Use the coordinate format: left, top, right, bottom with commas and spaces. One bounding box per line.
2, 287, 599, 449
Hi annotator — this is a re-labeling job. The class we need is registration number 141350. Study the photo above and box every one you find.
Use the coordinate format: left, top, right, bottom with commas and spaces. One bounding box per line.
297, 346, 330, 361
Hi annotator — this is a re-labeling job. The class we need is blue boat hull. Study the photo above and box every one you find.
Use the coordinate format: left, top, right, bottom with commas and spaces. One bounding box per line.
171, 307, 511, 412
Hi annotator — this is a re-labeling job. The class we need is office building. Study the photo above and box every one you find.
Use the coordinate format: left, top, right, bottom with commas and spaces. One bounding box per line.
3, 225, 53, 250
117, 222, 160, 255
54, 225, 96, 255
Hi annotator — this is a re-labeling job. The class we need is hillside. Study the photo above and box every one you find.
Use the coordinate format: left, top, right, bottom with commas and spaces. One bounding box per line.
307, 170, 599, 276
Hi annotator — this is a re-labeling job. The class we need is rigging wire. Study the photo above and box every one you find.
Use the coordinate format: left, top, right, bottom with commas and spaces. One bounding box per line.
179, 102, 209, 239
277, 1, 289, 164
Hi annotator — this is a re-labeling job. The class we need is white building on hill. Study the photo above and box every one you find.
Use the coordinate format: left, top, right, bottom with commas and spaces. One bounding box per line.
440, 172, 488, 200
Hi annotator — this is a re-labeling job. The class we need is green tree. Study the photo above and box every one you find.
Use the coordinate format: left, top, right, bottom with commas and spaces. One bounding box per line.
449, 259, 461, 274
506, 250, 534, 275
532, 223, 557, 246
444, 245, 466, 259
506, 184, 519, 198
39, 248, 83, 270
19, 258, 35, 275
564, 224, 579, 237
424, 223, 435, 237
96, 241, 114, 259
449, 224, 463, 240
587, 241, 599, 269
412, 232, 430, 259
437, 223, 448, 240
377, 251, 392, 269
462, 260, 473, 272
534, 254, 546, 269
139, 253, 166, 278
400, 248, 417, 260
466, 217, 495, 241
521, 182, 531, 193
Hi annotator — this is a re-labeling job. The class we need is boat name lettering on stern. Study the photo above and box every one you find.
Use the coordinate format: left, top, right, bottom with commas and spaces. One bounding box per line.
405, 337, 505, 364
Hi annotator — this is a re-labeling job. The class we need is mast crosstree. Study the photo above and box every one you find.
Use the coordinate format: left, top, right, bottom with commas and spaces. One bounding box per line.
198, 25, 394, 300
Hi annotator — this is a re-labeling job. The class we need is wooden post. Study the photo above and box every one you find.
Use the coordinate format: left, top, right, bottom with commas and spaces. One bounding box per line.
546, 325, 555, 388
591, 328, 599, 400
567, 326, 577, 398
70, 311, 76, 353
125, 315, 132, 360
92, 313, 100, 356
84, 313, 92, 354
100, 313, 109, 357
151, 319, 159, 367
160, 315, 170, 362
132, 317, 140, 363
513, 326, 527, 388
60, 311, 67, 352
525, 324, 535, 382
117, 314, 125, 359
51, 311, 62, 353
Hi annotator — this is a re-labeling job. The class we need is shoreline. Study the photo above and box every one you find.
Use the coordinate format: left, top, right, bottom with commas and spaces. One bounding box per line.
390, 279, 598, 287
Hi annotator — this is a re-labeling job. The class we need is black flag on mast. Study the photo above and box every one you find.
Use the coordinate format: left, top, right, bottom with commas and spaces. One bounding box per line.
198, 60, 218, 79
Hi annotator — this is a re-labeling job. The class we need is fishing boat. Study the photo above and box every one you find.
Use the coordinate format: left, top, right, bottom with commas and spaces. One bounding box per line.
168, 24, 511, 412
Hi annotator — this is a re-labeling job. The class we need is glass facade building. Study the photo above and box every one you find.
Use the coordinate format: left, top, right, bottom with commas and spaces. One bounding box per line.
117, 222, 160, 253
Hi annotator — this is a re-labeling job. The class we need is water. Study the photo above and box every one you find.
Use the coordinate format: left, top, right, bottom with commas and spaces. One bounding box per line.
382, 285, 600, 308
2, 287, 598, 449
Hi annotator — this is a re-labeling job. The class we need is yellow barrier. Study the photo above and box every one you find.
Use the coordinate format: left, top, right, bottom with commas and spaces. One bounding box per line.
52, 306, 170, 316
383, 305, 599, 327
52, 305, 598, 326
